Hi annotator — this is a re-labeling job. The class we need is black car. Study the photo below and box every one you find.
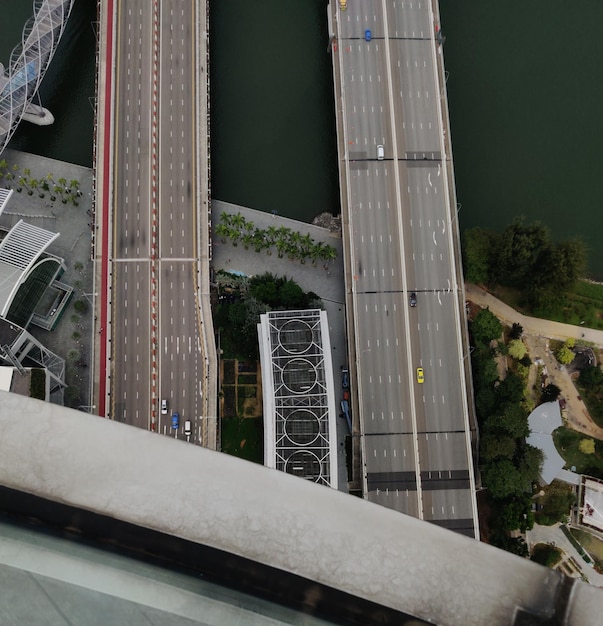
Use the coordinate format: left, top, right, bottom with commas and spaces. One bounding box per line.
410, 292, 417, 307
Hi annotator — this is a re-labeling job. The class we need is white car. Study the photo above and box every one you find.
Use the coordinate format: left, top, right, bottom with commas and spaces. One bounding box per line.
161, 399, 168, 415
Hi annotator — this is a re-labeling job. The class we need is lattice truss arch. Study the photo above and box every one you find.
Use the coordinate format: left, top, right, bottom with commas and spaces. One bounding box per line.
0, 0, 75, 155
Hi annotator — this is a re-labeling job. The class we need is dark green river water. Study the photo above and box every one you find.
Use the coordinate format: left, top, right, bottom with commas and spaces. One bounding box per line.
3, 1, 602, 277
439, 0, 603, 278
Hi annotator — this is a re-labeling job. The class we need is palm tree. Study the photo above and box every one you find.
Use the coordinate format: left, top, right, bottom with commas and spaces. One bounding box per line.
299, 233, 314, 256
310, 241, 325, 266
219, 212, 232, 227
230, 212, 245, 234
265, 225, 279, 247
215, 222, 229, 243
276, 239, 288, 258
277, 226, 292, 242
253, 229, 265, 253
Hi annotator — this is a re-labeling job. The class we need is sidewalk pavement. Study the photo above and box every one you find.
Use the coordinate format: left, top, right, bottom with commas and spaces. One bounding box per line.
526, 523, 603, 587
465, 284, 603, 346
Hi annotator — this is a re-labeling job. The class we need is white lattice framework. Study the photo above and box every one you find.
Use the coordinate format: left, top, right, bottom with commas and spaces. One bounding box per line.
259, 309, 338, 488
0, 0, 75, 155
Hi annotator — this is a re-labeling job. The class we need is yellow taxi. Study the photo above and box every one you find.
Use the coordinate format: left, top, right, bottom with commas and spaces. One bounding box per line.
416, 368, 424, 384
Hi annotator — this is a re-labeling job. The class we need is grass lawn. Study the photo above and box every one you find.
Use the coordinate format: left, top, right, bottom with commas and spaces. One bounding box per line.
488, 280, 603, 330
220, 416, 263, 464
576, 382, 603, 430
552, 427, 603, 479
238, 374, 257, 385
570, 528, 603, 564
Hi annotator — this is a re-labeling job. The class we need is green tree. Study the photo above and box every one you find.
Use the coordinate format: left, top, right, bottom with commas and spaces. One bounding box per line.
507, 339, 527, 360
540, 383, 561, 404
73, 299, 88, 314
531, 544, 563, 568
462, 227, 493, 284
484, 403, 529, 438
555, 344, 574, 365
483, 459, 525, 499
471, 308, 502, 344
480, 433, 516, 462
491, 534, 529, 558
579, 438, 596, 455
537, 480, 575, 525
279, 279, 305, 308
495, 371, 525, 405
579, 365, 603, 389
250, 279, 278, 307
497, 495, 535, 532
509, 322, 523, 340
516, 443, 543, 486
493, 219, 550, 287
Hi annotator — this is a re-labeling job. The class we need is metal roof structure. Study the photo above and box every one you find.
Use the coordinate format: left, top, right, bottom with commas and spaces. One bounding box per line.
0, 219, 59, 318
0, 188, 13, 217
258, 309, 338, 488
0, 0, 75, 155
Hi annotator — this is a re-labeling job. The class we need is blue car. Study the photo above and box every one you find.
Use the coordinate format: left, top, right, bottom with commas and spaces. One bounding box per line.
365, 29, 372, 42
171, 412, 180, 430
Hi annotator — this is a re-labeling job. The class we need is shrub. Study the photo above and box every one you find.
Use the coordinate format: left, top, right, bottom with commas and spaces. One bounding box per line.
73, 299, 88, 314
30, 369, 46, 400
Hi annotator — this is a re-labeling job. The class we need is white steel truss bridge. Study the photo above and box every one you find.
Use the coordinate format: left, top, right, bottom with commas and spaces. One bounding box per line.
0, 0, 75, 156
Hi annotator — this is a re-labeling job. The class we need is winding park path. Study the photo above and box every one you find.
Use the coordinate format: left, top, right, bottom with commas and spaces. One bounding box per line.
465, 284, 603, 346
465, 284, 603, 441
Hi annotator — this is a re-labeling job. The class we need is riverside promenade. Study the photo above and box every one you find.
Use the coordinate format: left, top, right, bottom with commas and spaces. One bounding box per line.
465, 284, 603, 347
466, 284, 603, 440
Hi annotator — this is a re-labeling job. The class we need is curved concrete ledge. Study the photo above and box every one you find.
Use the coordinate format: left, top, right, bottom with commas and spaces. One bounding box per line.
0, 391, 601, 625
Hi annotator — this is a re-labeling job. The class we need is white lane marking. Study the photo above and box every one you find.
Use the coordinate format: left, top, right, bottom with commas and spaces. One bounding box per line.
432, 231, 437, 246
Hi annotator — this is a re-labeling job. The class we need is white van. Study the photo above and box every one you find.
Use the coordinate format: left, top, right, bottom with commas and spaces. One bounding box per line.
377, 145, 384, 160
184, 420, 192, 437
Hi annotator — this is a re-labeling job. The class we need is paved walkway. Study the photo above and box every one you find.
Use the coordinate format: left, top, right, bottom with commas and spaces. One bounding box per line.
466, 284, 603, 439
526, 523, 603, 587
465, 284, 603, 346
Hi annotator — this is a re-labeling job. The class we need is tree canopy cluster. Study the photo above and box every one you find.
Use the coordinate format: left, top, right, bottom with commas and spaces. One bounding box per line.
215, 271, 321, 360
463, 219, 586, 311
470, 309, 543, 552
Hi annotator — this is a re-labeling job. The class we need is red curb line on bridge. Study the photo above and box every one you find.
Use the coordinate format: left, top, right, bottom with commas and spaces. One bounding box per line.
98, 0, 114, 418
